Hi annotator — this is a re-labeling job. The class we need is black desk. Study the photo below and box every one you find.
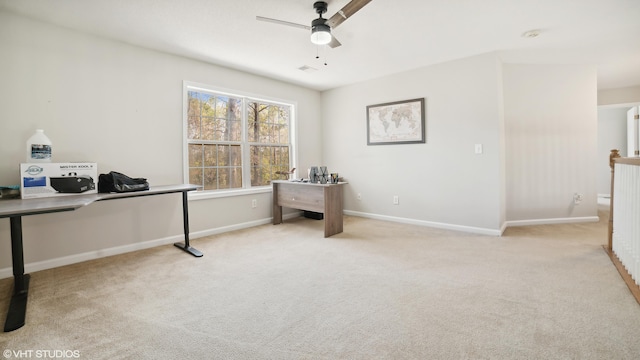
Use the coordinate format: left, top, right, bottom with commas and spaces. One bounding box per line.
0, 184, 201, 332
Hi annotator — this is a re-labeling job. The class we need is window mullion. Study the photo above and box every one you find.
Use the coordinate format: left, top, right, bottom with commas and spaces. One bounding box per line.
241, 98, 251, 189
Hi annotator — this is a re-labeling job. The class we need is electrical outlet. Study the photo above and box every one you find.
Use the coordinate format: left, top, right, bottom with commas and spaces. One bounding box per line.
475, 144, 483, 154
357, 193, 362, 200
251, 199, 257, 208
393, 195, 399, 205
573, 193, 583, 205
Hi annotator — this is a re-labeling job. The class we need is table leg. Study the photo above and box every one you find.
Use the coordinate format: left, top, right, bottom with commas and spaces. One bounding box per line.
173, 191, 203, 257
273, 183, 282, 224
4, 216, 31, 332
323, 186, 344, 237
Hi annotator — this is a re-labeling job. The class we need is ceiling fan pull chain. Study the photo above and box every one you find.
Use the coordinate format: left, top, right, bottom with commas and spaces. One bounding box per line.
324, 45, 328, 66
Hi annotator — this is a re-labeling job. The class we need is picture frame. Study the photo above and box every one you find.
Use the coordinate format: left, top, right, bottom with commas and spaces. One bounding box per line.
366, 98, 425, 145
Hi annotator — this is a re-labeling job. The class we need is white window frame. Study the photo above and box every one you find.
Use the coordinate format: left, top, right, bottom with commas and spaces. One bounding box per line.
183, 81, 297, 201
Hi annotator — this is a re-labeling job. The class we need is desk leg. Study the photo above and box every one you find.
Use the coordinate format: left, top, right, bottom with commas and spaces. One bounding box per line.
4, 216, 31, 332
273, 183, 282, 224
323, 186, 344, 237
173, 191, 203, 257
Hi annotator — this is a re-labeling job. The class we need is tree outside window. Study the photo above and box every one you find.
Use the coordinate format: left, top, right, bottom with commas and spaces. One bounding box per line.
185, 86, 292, 191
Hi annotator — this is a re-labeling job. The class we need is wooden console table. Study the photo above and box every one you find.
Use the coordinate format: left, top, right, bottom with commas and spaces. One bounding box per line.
272, 180, 346, 237
0, 184, 200, 332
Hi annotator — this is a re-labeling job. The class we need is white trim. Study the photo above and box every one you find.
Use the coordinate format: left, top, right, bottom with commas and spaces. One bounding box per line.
184, 81, 296, 106
188, 218, 272, 238
598, 102, 640, 109
182, 81, 190, 185
0, 233, 182, 280
504, 216, 599, 227
344, 210, 600, 235
499, 221, 508, 235
188, 212, 301, 238
0, 212, 600, 279
188, 186, 271, 201
0, 213, 303, 280
343, 210, 503, 236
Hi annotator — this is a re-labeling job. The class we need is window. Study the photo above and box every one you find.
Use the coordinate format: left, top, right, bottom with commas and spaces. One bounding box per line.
247, 102, 292, 186
184, 82, 294, 193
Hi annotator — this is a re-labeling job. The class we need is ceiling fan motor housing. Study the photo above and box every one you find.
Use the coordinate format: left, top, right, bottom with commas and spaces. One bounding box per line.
314, 1, 328, 15
312, 17, 330, 32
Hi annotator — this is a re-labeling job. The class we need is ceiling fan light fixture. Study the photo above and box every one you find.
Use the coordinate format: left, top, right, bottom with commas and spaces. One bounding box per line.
310, 22, 331, 45
311, 29, 331, 45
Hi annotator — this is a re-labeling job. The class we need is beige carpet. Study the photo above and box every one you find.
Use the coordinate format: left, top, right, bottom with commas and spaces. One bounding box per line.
1, 210, 640, 359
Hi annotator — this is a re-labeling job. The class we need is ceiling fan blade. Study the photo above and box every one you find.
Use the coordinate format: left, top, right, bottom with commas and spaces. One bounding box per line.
256, 16, 310, 31
328, 36, 342, 48
326, 0, 372, 28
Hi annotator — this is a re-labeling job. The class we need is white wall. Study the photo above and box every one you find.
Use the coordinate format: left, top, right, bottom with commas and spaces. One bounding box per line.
596, 84, 640, 197
0, 11, 322, 275
597, 107, 629, 196
598, 85, 640, 106
0, 10, 605, 276
503, 64, 598, 222
321, 53, 506, 234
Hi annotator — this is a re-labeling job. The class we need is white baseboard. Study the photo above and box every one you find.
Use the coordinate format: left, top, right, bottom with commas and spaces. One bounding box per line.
504, 216, 599, 227
343, 210, 504, 236
189, 218, 272, 238
0, 214, 302, 280
0, 211, 598, 279
344, 211, 600, 236
0, 234, 183, 280
187, 212, 300, 239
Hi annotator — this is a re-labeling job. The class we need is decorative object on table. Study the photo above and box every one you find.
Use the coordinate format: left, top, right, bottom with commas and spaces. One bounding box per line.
366, 98, 426, 145
308, 166, 319, 183
318, 166, 328, 184
98, 171, 149, 193
330, 173, 339, 184
50, 175, 95, 193
20, 163, 97, 199
26, 129, 52, 163
275, 167, 296, 179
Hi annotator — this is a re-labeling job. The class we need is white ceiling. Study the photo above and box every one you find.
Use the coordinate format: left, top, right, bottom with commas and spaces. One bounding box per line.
1, 0, 639, 91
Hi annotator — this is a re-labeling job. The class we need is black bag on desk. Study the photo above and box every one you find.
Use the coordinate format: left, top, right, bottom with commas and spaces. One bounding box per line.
98, 171, 149, 193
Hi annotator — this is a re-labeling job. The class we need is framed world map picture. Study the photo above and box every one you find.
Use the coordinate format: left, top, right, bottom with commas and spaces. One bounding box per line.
366, 98, 425, 145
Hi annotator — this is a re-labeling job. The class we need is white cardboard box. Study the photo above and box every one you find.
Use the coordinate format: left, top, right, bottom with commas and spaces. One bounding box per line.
20, 163, 98, 199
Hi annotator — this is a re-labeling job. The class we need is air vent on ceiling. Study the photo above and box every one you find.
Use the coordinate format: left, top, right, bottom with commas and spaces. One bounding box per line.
298, 65, 318, 73
522, 29, 541, 38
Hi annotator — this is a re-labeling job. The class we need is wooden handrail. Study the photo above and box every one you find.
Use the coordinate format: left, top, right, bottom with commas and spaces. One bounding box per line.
614, 157, 640, 166
608, 149, 620, 252
606, 149, 640, 305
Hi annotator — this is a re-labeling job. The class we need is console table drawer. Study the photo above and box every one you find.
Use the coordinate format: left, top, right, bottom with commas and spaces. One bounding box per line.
277, 184, 324, 213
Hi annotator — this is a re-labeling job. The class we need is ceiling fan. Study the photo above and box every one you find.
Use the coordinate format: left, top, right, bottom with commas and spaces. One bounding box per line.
256, 0, 372, 48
